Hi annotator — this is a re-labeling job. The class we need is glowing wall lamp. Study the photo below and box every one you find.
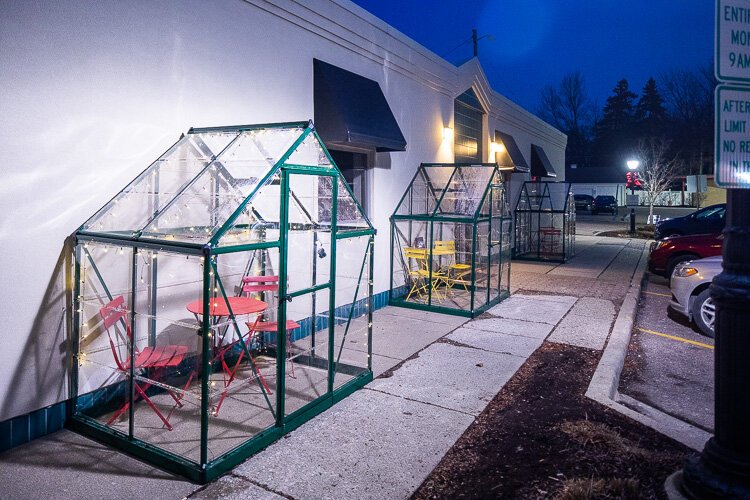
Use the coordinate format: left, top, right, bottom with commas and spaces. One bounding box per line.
443, 127, 453, 142
490, 141, 505, 162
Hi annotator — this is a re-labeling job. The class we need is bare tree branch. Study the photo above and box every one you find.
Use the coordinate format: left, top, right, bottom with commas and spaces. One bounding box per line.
634, 138, 681, 222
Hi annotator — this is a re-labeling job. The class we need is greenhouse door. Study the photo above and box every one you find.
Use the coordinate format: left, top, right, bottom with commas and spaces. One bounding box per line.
278, 169, 338, 423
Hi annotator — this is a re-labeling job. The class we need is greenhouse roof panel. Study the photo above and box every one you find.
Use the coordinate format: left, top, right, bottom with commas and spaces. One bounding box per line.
78, 121, 373, 248
391, 163, 502, 221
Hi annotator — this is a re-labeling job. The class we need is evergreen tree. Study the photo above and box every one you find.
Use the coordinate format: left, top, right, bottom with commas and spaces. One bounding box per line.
593, 78, 638, 166
597, 78, 637, 134
635, 77, 668, 138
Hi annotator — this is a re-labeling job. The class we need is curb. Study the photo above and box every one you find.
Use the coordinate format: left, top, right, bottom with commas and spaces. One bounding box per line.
585, 243, 711, 451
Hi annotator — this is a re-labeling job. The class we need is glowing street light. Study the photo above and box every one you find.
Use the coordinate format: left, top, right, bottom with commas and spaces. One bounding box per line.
626, 159, 640, 170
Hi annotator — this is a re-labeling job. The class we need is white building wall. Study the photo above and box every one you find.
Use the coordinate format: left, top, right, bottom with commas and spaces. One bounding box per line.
0, 0, 565, 420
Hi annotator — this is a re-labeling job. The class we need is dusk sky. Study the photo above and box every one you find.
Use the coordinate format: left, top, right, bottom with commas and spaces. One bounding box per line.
351, 0, 714, 113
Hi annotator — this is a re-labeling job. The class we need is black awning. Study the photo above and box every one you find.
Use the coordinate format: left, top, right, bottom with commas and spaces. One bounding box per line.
314, 59, 407, 152
494, 130, 529, 173
530, 144, 558, 178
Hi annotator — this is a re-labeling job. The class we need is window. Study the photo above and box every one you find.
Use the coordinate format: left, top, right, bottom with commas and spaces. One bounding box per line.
454, 89, 484, 163
329, 150, 370, 215
695, 206, 726, 220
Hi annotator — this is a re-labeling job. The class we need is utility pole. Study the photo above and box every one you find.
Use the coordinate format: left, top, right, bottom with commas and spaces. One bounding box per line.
472, 28, 478, 57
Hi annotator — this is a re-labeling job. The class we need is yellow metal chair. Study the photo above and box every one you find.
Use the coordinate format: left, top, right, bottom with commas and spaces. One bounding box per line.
433, 240, 471, 292
403, 247, 447, 301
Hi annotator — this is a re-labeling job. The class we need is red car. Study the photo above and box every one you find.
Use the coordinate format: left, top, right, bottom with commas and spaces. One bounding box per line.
648, 233, 723, 278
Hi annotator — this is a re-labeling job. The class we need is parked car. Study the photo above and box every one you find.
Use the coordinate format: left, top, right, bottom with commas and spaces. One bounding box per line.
573, 194, 594, 211
648, 233, 723, 279
670, 256, 722, 337
591, 195, 617, 214
653, 203, 726, 240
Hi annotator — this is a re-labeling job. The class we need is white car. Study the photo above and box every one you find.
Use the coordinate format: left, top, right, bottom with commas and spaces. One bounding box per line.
669, 256, 722, 337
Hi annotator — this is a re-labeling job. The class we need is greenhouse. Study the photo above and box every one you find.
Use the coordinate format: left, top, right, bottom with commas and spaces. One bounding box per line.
389, 163, 512, 317
71, 121, 374, 483
513, 181, 576, 262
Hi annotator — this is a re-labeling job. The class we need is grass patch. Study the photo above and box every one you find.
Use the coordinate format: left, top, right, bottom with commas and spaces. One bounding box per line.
556, 477, 640, 500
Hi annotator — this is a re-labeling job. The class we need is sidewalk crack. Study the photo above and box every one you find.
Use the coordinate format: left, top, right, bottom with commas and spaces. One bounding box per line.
365, 387, 478, 417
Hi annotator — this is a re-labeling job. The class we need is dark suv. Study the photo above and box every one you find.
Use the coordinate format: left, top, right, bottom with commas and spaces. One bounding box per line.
654, 204, 726, 240
591, 195, 617, 215
573, 194, 594, 211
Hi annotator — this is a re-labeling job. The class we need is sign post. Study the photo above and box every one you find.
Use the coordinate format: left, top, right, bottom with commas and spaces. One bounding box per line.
715, 85, 750, 187
678, 1, 750, 497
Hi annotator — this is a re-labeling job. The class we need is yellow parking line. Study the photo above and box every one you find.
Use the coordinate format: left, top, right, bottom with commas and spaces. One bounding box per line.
638, 327, 714, 349
643, 291, 672, 298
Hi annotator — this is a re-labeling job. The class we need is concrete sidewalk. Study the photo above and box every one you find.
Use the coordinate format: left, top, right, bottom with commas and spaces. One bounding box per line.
0, 235, 644, 500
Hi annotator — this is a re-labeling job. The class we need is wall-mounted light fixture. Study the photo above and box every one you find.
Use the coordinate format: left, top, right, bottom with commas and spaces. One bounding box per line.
490, 142, 504, 154
443, 127, 453, 141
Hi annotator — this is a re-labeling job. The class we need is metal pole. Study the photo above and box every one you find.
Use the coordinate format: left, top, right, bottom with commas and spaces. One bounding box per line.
629, 208, 636, 235
681, 189, 750, 497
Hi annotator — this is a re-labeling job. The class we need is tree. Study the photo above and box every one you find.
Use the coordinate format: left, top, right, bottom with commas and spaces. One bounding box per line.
537, 71, 595, 167
635, 77, 668, 138
660, 63, 715, 174
634, 137, 680, 223
593, 78, 638, 165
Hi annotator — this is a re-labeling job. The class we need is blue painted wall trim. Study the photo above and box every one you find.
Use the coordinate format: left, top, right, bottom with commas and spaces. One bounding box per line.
0, 289, 393, 454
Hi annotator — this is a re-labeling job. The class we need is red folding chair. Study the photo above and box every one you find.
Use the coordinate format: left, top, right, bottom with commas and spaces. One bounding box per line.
242, 275, 280, 296
100, 296, 190, 431
212, 322, 272, 416
246, 319, 301, 378
242, 275, 299, 376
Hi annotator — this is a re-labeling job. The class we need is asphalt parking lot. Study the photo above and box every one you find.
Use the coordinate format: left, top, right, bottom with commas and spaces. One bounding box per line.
620, 272, 714, 432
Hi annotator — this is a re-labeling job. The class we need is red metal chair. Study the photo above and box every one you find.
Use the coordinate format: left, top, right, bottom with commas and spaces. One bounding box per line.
246, 318, 301, 378
100, 295, 190, 431
212, 322, 272, 416
241, 275, 299, 377
242, 275, 280, 297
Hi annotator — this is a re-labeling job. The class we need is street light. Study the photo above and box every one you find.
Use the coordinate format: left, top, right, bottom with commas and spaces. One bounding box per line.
625, 160, 640, 234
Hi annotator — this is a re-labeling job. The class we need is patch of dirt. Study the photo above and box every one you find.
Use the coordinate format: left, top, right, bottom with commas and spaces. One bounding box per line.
619, 327, 647, 389
597, 227, 655, 240
412, 342, 689, 499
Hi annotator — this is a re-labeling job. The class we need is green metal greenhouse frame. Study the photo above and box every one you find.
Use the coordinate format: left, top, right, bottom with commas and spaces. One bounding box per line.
389, 163, 512, 318
70, 121, 375, 483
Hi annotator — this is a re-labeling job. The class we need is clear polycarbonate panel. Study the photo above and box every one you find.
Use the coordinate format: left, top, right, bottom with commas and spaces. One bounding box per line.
204, 249, 278, 459
431, 221, 472, 311
130, 249, 205, 461
216, 175, 281, 248
474, 221, 490, 309
489, 215, 501, 302
336, 178, 370, 232
141, 162, 248, 243
332, 235, 371, 390
284, 289, 332, 416
286, 132, 333, 168
392, 219, 429, 303
435, 166, 494, 217
82, 132, 238, 235
491, 182, 509, 218
144, 126, 304, 244
394, 169, 433, 216
514, 209, 532, 257
547, 182, 573, 211
285, 174, 334, 295
75, 242, 134, 431
500, 218, 512, 292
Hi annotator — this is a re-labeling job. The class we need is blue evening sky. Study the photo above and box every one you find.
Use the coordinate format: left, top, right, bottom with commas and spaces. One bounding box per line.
350, 0, 713, 113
